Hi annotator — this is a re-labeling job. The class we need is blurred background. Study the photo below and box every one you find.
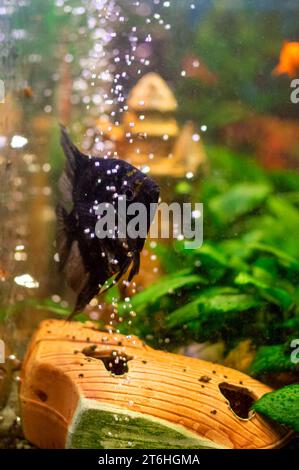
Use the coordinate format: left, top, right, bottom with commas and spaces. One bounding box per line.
1, 0, 299, 411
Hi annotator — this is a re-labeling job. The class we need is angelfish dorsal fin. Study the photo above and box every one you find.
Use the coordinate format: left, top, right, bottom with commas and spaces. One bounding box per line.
59, 125, 87, 209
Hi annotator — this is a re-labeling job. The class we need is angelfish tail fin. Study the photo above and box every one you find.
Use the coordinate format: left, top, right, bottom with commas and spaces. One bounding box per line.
56, 204, 73, 272
67, 280, 100, 320
128, 252, 140, 282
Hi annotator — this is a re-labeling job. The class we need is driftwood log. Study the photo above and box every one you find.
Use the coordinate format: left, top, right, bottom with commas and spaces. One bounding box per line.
20, 320, 291, 449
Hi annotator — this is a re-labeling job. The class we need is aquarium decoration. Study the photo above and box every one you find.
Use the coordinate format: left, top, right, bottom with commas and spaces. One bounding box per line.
20, 320, 291, 449
96, 72, 207, 178
1, 0, 299, 454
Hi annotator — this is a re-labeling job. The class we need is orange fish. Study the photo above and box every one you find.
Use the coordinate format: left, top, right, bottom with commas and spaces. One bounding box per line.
273, 41, 299, 78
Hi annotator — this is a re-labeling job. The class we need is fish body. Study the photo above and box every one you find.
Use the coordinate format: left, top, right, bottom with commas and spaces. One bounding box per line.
273, 41, 299, 78
57, 126, 159, 317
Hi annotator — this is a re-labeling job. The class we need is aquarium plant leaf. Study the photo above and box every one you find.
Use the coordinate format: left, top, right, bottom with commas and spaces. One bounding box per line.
267, 195, 299, 230
118, 273, 205, 315
115, 145, 299, 356
199, 293, 260, 315
166, 286, 240, 328
190, 243, 230, 282
151, 243, 185, 274
283, 315, 299, 332
209, 183, 272, 224
249, 243, 299, 272
253, 385, 299, 432
166, 298, 205, 328
193, 243, 229, 267
250, 344, 298, 376
36, 299, 87, 321
167, 291, 260, 328
104, 283, 121, 304
235, 272, 293, 311
36, 299, 71, 316
252, 256, 278, 282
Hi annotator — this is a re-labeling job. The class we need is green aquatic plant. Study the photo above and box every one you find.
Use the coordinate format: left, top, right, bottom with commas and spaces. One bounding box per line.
116, 146, 299, 374
8, 146, 298, 434
114, 146, 299, 434
250, 343, 298, 377
253, 385, 299, 432
29, 146, 299, 380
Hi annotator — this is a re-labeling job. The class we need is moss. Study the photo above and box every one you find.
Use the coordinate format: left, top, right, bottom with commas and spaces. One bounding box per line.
253, 385, 299, 432
250, 344, 298, 376
69, 407, 220, 449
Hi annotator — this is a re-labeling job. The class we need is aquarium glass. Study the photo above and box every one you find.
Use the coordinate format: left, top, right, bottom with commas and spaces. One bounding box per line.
0, 0, 299, 450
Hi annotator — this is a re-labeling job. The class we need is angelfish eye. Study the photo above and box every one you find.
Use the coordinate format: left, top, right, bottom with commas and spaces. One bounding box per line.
123, 187, 135, 201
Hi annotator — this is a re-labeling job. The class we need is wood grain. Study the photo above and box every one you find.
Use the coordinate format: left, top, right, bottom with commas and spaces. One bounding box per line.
20, 320, 291, 449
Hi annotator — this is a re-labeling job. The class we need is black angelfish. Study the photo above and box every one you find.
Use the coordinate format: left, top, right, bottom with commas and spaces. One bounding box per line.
57, 126, 160, 318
